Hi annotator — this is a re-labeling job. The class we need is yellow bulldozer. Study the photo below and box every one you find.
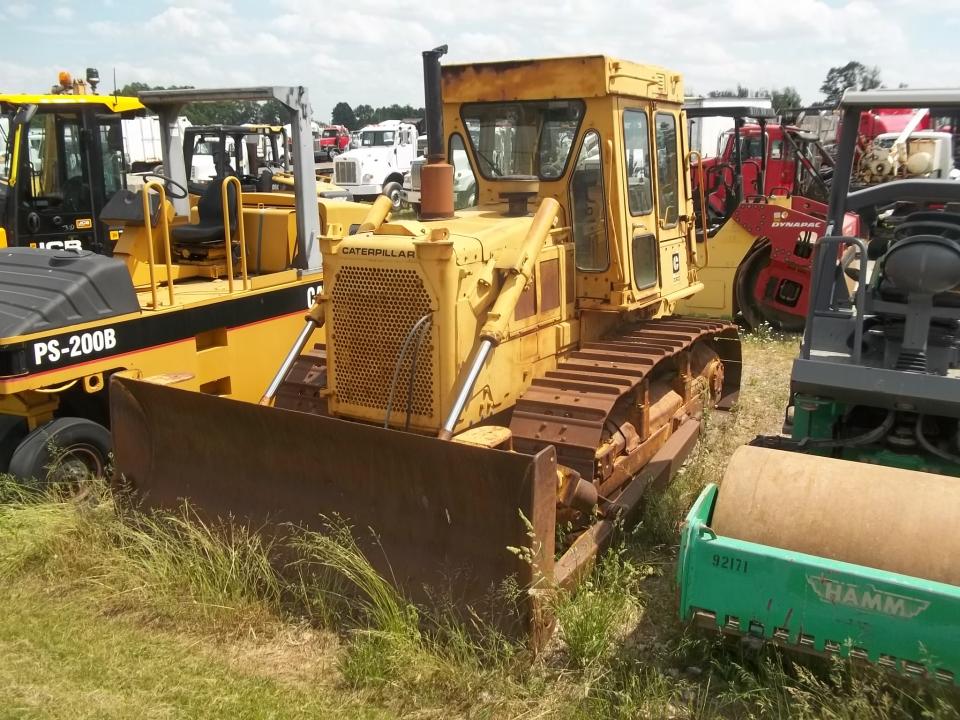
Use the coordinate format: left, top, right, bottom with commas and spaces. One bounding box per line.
110, 48, 742, 634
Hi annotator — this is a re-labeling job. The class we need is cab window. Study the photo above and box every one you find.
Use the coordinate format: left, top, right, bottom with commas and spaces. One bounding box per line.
24, 113, 90, 210
623, 109, 653, 215
655, 112, 679, 227
0, 115, 11, 182
570, 130, 608, 271
449, 134, 477, 209
98, 117, 125, 198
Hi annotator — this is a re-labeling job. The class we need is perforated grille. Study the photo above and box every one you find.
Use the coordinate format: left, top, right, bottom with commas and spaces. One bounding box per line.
334, 159, 359, 185
330, 265, 435, 419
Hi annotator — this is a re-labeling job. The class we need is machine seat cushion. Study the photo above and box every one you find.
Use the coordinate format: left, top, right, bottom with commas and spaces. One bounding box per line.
172, 175, 238, 247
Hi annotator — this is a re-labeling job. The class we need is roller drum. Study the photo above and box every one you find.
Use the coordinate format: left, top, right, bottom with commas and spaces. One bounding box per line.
712, 445, 960, 586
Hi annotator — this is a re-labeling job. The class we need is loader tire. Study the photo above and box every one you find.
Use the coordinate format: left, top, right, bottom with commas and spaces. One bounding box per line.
9, 417, 111, 485
0, 416, 28, 474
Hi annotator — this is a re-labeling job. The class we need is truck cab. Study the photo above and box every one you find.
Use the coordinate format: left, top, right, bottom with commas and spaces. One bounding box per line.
317, 125, 350, 160
332, 119, 418, 208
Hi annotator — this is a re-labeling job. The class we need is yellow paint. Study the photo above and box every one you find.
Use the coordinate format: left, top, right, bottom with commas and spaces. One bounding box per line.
0, 93, 144, 115
676, 195, 793, 319
316, 54, 709, 435
0, 189, 371, 428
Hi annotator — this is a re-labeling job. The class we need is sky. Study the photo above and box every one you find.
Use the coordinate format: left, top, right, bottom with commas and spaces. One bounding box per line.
2, 0, 958, 122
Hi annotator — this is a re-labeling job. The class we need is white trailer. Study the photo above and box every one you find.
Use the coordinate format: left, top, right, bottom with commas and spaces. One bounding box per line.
122, 115, 191, 173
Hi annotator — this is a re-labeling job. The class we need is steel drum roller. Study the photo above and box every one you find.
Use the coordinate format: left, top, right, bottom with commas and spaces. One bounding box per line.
711, 445, 960, 586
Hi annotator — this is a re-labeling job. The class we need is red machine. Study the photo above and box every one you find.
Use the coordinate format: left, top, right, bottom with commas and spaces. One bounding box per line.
317, 124, 351, 160
681, 105, 850, 331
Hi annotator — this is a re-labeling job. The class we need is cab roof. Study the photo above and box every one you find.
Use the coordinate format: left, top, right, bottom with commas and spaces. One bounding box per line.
442, 55, 683, 104
188, 124, 285, 134
0, 93, 144, 114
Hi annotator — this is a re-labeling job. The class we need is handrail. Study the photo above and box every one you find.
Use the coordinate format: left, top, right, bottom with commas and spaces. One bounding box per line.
802, 235, 868, 363
221, 175, 249, 292
686, 150, 709, 269
141, 180, 175, 308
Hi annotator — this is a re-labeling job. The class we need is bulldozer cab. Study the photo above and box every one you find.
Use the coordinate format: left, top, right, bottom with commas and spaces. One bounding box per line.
442, 56, 699, 310
0, 94, 144, 254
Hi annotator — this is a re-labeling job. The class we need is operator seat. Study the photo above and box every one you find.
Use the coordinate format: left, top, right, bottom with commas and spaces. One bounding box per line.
171, 175, 238, 247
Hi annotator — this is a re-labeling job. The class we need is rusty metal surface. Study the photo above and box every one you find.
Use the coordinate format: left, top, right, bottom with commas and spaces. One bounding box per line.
110, 375, 557, 635
714, 446, 960, 586
273, 344, 327, 414
540, 258, 561, 312
555, 417, 701, 588
510, 318, 739, 478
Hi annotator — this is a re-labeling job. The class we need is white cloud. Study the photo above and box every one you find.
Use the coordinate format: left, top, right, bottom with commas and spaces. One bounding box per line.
0, 0, 955, 124
7, 4, 30, 19
53, 6, 74, 20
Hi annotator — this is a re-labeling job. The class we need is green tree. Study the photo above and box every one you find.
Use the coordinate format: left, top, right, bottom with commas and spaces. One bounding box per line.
118, 81, 154, 97
708, 84, 766, 99
771, 86, 803, 114
820, 61, 882, 105
257, 99, 287, 125
353, 104, 375, 128
331, 101, 357, 129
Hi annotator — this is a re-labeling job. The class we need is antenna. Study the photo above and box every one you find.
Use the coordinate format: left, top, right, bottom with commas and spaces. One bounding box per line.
113, 67, 118, 104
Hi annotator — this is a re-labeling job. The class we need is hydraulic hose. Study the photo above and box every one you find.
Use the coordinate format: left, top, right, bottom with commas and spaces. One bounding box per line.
915, 415, 960, 465
796, 409, 895, 449
384, 313, 433, 429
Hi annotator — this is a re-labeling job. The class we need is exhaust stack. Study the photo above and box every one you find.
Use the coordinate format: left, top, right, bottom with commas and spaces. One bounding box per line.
419, 45, 454, 220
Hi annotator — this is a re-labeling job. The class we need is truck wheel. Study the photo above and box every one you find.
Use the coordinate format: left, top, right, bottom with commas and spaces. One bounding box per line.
0, 416, 27, 473
382, 181, 403, 211
327, 148, 339, 161
9, 417, 111, 484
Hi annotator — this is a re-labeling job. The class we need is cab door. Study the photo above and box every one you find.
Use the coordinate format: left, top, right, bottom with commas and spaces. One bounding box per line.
15, 109, 99, 252
650, 106, 689, 297
618, 100, 660, 302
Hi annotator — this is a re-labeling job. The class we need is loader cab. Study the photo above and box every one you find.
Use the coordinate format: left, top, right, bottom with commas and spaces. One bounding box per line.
0, 94, 144, 254
443, 56, 696, 313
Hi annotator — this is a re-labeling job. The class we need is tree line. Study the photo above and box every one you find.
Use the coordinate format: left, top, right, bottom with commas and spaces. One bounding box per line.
119, 82, 301, 126
330, 102, 425, 130
698, 60, 889, 114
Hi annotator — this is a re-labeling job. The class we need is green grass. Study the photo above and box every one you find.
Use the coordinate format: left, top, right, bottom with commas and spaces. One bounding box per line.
2, 334, 959, 719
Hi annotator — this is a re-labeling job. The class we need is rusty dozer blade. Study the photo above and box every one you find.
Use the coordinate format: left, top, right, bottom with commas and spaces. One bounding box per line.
110, 375, 558, 638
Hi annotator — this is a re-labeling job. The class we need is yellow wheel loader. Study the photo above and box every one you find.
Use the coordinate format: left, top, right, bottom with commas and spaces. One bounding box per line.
0, 86, 370, 480
110, 49, 742, 636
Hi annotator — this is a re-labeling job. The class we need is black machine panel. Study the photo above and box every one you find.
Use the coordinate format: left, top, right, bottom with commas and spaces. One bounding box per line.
0, 248, 139, 338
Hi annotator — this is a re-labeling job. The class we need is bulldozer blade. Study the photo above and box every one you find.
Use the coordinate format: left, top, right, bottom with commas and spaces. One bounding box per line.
110, 376, 558, 638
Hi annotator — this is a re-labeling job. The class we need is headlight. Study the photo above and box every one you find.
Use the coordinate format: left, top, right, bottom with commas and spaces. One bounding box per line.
362, 173, 374, 183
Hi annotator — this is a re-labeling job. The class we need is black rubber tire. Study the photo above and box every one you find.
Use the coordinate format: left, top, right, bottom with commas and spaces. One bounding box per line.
735, 245, 806, 333
9, 417, 111, 484
0, 416, 28, 473
382, 181, 403, 211
327, 147, 339, 161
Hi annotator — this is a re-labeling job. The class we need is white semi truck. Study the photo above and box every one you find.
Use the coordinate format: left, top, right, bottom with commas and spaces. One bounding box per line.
332, 119, 419, 208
